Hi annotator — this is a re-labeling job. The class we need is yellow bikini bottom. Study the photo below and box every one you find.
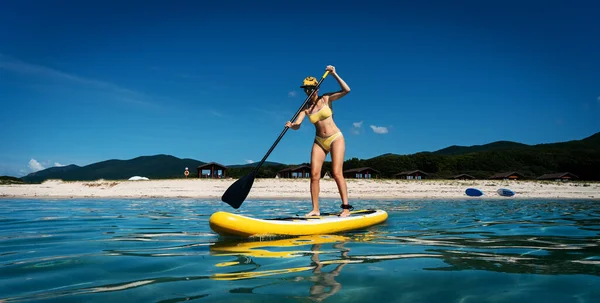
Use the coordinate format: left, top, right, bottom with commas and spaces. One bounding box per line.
314, 131, 343, 152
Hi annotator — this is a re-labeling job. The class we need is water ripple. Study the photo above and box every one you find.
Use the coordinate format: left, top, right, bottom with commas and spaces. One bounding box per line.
0, 198, 599, 302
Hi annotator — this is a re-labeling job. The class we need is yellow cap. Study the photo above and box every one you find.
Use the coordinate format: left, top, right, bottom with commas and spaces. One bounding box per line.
300, 76, 318, 88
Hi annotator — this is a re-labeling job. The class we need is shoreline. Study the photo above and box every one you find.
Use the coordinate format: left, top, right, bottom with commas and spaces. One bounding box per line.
0, 178, 598, 200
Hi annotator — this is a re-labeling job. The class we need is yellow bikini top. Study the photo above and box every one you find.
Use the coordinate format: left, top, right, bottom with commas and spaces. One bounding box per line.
308, 100, 333, 124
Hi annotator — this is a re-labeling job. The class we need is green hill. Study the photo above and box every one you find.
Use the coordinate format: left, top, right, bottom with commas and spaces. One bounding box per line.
22, 164, 81, 182
20, 155, 289, 183
22, 155, 206, 183
432, 132, 600, 155
347, 131, 600, 180
223, 161, 288, 179
433, 141, 530, 156
0, 176, 25, 184
18, 132, 600, 182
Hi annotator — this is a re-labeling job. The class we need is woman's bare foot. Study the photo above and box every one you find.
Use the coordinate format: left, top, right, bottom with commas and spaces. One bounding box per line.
339, 209, 351, 217
306, 210, 320, 217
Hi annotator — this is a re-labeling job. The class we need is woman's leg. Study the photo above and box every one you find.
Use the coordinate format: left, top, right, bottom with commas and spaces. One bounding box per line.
329, 135, 350, 217
307, 141, 327, 216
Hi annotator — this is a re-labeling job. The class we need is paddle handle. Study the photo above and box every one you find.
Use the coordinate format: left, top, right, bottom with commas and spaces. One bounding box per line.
252, 70, 330, 174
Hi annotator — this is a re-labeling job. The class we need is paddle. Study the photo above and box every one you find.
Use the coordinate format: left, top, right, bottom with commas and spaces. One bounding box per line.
221, 70, 331, 208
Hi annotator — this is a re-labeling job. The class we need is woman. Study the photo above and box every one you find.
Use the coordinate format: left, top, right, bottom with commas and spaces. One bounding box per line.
285, 65, 352, 217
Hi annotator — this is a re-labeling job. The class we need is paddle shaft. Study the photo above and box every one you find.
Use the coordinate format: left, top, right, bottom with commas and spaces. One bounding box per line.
251, 70, 330, 175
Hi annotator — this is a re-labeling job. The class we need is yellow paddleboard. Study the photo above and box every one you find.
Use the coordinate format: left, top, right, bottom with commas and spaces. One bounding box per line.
209, 209, 388, 237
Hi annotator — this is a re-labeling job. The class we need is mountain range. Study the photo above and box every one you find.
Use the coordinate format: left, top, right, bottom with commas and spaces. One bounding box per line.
12, 131, 600, 183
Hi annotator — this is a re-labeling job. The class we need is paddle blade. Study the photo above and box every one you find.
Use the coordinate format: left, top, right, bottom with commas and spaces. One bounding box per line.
221, 172, 256, 209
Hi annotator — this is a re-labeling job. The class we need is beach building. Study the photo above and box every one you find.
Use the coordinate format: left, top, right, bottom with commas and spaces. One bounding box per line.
197, 162, 227, 178
277, 165, 311, 178
451, 174, 476, 180
537, 172, 578, 181
489, 171, 524, 180
343, 167, 379, 179
395, 170, 429, 180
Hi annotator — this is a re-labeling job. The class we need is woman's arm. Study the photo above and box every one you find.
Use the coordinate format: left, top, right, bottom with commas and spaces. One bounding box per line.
324, 65, 350, 102
285, 111, 306, 130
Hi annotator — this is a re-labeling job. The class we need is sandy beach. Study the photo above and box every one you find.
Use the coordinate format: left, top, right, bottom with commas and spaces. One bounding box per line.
0, 178, 598, 200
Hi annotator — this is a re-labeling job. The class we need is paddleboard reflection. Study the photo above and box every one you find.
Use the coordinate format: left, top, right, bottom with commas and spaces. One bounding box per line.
209, 234, 360, 301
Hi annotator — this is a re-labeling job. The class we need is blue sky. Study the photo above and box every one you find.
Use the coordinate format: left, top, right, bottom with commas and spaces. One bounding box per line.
1, 0, 599, 177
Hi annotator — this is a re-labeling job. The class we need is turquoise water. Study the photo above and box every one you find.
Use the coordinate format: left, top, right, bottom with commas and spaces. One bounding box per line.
1, 198, 599, 302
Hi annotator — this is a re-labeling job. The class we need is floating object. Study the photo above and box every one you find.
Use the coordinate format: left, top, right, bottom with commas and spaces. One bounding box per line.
209, 209, 388, 237
497, 188, 515, 197
465, 188, 484, 197
128, 176, 149, 181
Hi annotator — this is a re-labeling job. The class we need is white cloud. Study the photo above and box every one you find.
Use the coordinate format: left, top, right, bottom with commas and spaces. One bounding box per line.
288, 91, 297, 97
597, 96, 600, 104
351, 121, 363, 135
54, 162, 65, 167
28, 159, 44, 172
0, 53, 158, 108
245, 160, 255, 164
370, 125, 389, 134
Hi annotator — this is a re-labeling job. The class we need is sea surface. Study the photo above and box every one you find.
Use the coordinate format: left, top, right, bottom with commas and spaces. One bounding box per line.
0, 198, 599, 302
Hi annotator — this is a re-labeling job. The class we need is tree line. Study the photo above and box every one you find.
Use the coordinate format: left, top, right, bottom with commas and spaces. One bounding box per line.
226, 147, 600, 180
